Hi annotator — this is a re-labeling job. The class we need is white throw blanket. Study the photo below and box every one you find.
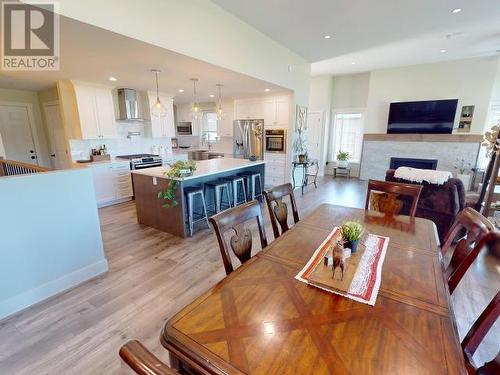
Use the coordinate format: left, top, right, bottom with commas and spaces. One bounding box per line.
394, 167, 452, 185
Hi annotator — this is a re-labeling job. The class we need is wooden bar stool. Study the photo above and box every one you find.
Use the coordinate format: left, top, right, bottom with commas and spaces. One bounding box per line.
204, 179, 232, 215
184, 186, 209, 236
222, 176, 247, 207
238, 171, 263, 201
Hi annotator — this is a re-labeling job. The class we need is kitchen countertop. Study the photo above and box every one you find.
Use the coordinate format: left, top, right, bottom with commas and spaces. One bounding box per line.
132, 157, 265, 181
71, 157, 130, 168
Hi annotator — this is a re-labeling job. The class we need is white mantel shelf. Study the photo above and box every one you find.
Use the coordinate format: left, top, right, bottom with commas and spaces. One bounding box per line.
132, 158, 265, 181
363, 133, 483, 143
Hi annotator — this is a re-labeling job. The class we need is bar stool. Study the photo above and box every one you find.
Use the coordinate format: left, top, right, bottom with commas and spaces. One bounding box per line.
184, 186, 209, 237
238, 171, 263, 201
204, 179, 232, 215
223, 175, 247, 207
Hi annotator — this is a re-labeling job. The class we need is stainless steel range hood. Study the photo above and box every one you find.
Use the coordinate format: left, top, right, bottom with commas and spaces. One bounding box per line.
117, 88, 144, 121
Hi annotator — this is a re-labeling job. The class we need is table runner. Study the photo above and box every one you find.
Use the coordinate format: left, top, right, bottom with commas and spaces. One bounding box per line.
295, 227, 389, 306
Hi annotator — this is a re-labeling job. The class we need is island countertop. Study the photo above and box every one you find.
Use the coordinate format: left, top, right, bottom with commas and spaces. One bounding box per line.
132, 158, 266, 181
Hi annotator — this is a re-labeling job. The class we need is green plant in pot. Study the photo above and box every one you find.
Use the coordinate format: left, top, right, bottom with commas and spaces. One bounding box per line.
158, 160, 197, 208
336, 150, 350, 168
340, 221, 364, 252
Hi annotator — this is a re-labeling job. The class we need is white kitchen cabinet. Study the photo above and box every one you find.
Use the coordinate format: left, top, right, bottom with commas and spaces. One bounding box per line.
235, 100, 262, 119
148, 93, 175, 138
73, 83, 117, 139
176, 104, 192, 123
262, 99, 277, 126
90, 161, 133, 206
234, 96, 290, 126
218, 100, 234, 137
264, 152, 287, 186
276, 96, 290, 126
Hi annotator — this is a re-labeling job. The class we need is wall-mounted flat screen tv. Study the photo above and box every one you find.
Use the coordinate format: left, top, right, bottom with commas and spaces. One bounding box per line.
387, 99, 458, 134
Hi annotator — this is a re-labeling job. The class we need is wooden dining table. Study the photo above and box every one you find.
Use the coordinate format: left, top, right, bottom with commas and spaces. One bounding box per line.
160, 204, 467, 374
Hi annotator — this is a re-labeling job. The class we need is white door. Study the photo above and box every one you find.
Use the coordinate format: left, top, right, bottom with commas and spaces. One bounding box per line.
306, 111, 323, 161
43, 102, 68, 169
0, 104, 38, 164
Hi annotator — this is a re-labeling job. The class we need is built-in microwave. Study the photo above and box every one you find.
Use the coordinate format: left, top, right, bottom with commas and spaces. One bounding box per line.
176, 122, 192, 135
265, 129, 286, 153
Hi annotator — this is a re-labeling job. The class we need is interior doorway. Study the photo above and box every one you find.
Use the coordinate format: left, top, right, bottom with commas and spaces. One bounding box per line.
0, 103, 39, 165
43, 101, 69, 169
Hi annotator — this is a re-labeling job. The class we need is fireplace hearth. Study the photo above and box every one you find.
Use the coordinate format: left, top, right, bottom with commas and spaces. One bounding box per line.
390, 157, 438, 170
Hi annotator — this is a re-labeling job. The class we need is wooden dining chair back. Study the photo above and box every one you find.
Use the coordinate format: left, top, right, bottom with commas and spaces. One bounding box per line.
119, 340, 178, 375
461, 290, 500, 374
365, 179, 423, 218
209, 200, 268, 275
448, 231, 500, 294
441, 207, 494, 279
263, 183, 299, 239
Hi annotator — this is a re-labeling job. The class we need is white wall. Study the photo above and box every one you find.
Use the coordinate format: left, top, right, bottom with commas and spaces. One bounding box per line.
56, 0, 310, 105
365, 56, 499, 134
331, 73, 370, 110
0, 168, 108, 319
0, 88, 51, 167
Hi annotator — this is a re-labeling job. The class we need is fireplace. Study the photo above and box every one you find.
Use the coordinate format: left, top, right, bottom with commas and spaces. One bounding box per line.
390, 157, 438, 170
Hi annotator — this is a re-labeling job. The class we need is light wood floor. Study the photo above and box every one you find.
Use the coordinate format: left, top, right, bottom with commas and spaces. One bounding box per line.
0, 177, 497, 374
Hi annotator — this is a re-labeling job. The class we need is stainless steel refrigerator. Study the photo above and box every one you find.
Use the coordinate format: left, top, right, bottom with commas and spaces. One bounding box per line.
233, 119, 264, 160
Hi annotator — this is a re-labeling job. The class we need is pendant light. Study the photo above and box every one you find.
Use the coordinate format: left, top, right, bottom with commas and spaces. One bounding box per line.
190, 78, 200, 119
216, 83, 223, 120
151, 69, 167, 118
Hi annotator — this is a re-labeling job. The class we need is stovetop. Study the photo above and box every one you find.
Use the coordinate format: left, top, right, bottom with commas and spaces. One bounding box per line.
116, 154, 160, 160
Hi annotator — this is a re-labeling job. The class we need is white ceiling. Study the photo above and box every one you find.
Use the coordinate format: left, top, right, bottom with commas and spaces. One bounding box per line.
0, 16, 288, 102
212, 0, 500, 75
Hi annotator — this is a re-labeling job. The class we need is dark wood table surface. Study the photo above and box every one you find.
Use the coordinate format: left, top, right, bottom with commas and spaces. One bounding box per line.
161, 204, 467, 374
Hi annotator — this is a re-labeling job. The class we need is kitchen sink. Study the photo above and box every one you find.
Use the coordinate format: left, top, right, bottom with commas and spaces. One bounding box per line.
188, 150, 224, 161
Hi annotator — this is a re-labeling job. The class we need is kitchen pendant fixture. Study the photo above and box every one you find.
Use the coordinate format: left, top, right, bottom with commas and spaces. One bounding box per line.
151, 69, 167, 118
190, 78, 200, 119
216, 83, 223, 120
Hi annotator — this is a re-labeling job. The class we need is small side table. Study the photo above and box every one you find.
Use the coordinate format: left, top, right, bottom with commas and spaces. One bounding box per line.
292, 159, 319, 195
333, 166, 351, 179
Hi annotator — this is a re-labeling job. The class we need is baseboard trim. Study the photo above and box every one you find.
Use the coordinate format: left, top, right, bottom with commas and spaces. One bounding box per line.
0, 259, 108, 320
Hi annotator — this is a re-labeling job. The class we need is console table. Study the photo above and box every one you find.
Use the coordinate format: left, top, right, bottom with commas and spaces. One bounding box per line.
292, 159, 318, 195
333, 165, 351, 178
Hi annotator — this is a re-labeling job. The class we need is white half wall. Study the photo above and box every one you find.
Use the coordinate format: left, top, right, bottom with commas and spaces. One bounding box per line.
0, 168, 108, 319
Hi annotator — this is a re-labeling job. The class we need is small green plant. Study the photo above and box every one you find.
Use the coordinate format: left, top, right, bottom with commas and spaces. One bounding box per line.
336, 151, 350, 161
340, 221, 363, 242
158, 160, 197, 208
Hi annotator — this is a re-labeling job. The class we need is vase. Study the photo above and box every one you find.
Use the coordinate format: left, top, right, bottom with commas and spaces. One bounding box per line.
345, 239, 360, 253
457, 174, 471, 191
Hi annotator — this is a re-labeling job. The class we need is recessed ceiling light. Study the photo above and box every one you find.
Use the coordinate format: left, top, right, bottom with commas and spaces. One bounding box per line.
178, 89, 184, 93
109, 77, 117, 81
452, 8, 462, 13
351, 62, 356, 65
324, 35, 331, 39
264, 88, 271, 92
209, 94, 215, 98
440, 49, 447, 53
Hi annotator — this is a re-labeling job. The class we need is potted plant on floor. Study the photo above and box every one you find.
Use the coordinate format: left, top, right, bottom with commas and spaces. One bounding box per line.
340, 221, 364, 253
337, 150, 350, 168
158, 160, 197, 208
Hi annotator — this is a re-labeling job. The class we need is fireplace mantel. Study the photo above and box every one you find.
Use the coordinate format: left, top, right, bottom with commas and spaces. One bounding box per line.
363, 134, 483, 143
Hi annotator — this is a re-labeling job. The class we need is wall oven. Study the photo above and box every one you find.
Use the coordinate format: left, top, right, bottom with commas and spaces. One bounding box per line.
176, 122, 193, 135
265, 129, 286, 153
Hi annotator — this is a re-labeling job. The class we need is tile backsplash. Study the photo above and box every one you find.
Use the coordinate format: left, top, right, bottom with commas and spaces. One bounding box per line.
69, 121, 175, 160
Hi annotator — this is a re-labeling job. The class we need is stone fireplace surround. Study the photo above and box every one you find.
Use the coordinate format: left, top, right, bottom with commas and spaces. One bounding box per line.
359, 134, 482, 181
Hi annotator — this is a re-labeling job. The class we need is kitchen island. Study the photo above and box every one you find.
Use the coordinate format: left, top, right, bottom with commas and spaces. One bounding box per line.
132, 158, 266, 237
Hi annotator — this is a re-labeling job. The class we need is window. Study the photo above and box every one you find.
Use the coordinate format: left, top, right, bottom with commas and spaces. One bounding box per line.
332, 112, 364, 162
202, 112, 218, 142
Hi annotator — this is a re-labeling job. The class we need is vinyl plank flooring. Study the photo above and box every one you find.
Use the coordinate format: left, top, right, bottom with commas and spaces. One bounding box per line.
0, 177, 497, 374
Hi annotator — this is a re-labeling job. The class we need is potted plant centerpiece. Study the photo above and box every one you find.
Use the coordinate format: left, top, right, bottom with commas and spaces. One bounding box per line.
340, 221, 364, 253
158, 160, 197, 208
337, 150, 350, 168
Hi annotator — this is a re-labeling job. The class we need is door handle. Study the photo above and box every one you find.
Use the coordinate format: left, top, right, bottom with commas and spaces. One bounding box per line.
30, 150, 35, 153
31, 156, 36, 160
50, 154, 56, 157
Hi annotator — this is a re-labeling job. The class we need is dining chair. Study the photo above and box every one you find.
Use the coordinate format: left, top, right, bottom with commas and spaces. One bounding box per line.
209, 200, 268, 275
461, 290, 499, 374
441, 207, 494, 281
447, 231, 500, 294
263, 183, 300, 239
119, 340, 178, 375
365, 179, 423, 217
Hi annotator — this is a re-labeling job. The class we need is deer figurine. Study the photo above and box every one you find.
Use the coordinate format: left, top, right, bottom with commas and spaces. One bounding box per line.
332, 239, 345, 280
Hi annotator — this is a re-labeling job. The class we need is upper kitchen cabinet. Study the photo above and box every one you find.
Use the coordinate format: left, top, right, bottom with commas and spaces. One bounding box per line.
147, 93, 175, 138
234, 95, 290, 127
57, 80, 117, 140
